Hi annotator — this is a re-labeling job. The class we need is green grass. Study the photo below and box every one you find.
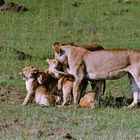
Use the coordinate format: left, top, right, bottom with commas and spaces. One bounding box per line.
0, 0, 140, 139
1, 101, 140, 140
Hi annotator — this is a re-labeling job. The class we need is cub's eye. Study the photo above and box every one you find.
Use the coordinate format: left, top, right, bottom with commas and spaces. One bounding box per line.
59, 50, 65, 56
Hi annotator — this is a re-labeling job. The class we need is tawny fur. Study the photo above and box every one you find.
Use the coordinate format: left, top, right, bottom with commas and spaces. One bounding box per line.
47, 58, 105, 106
52, 42, 140, 108
20, 66, 55, 106
79, 92, 97, 108
35, 85, 55, 106
38, 65, 75, 106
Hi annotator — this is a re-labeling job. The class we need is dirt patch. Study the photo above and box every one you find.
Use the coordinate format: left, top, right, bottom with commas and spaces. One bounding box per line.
12, 48, 32, 60
0, 122, 12, 132
0, 118, 25, 132
17, 51, 32, 60
63, 132, 73, 139
0, 95, 6, 102
117, 0, 131, 3
0, 2, 28, 12
0, 86, 12, 103
0, 86, 24, 104
0, 45, 32, 60
57, 128, 77, 140
58, 20, 73, 27
29, 126, 44, 139
71, 1, 80, 7
0, 45, 5, 51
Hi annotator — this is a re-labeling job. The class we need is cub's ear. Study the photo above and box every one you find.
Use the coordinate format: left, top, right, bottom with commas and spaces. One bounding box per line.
52, 42, 61, 54
46, 58, 51, 65
31, 68, 39, 75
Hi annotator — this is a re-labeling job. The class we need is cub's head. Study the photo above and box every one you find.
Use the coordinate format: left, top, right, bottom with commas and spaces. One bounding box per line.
79, 92, 96, 108
46, 58, 63, 78
20, 66, 39, 80
37, 71, 48, 84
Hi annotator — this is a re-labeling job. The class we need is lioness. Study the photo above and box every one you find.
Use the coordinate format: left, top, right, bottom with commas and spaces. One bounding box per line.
52, 42, 140, 108
50, 43, 106, 105
20, 66, 55, 106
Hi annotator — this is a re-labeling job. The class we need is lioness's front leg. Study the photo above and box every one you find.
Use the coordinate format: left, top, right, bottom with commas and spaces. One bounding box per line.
73, 79, 83, 106
72, 63, 86, 106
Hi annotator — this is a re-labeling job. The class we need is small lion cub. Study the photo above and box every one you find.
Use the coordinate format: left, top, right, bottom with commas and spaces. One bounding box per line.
20, 66, 55, 107
35, 85, 55, 106
79, 92, 97, 108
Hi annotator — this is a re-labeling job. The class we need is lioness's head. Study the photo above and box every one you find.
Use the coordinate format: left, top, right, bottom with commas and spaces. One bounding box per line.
20, 66, 39, 80
52, 42, 68, 65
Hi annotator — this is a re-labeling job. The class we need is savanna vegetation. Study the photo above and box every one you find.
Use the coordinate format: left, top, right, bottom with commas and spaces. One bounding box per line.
0, 0, 140, 139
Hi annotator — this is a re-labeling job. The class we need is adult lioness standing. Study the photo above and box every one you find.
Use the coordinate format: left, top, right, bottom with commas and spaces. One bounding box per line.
52, 42, 140, 108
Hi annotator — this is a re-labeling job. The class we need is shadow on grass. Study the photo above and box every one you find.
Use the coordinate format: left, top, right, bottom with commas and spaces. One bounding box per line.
100, 93, 133, 108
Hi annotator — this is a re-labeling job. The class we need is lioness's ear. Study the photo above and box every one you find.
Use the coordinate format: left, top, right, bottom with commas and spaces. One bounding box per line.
52, 42, 61, 54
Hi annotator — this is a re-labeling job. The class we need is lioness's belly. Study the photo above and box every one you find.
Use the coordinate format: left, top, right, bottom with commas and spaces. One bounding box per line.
86, 70, 127, 80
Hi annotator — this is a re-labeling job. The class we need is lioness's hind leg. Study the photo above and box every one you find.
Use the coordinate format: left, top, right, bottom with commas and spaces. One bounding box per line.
129, 74, 140, 93
128, 74, 140, 108
129, 68, 140, 90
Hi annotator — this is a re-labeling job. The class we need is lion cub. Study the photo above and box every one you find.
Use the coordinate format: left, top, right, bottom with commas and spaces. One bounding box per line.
20, 66, 55, 106
46, 58, 88, 106
35, 85, 55, 106
79, 92, 97, 108
37, 69, 74, 106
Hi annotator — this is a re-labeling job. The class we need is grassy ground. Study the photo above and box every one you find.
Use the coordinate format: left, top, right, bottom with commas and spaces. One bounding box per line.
0, 0, 140, 139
